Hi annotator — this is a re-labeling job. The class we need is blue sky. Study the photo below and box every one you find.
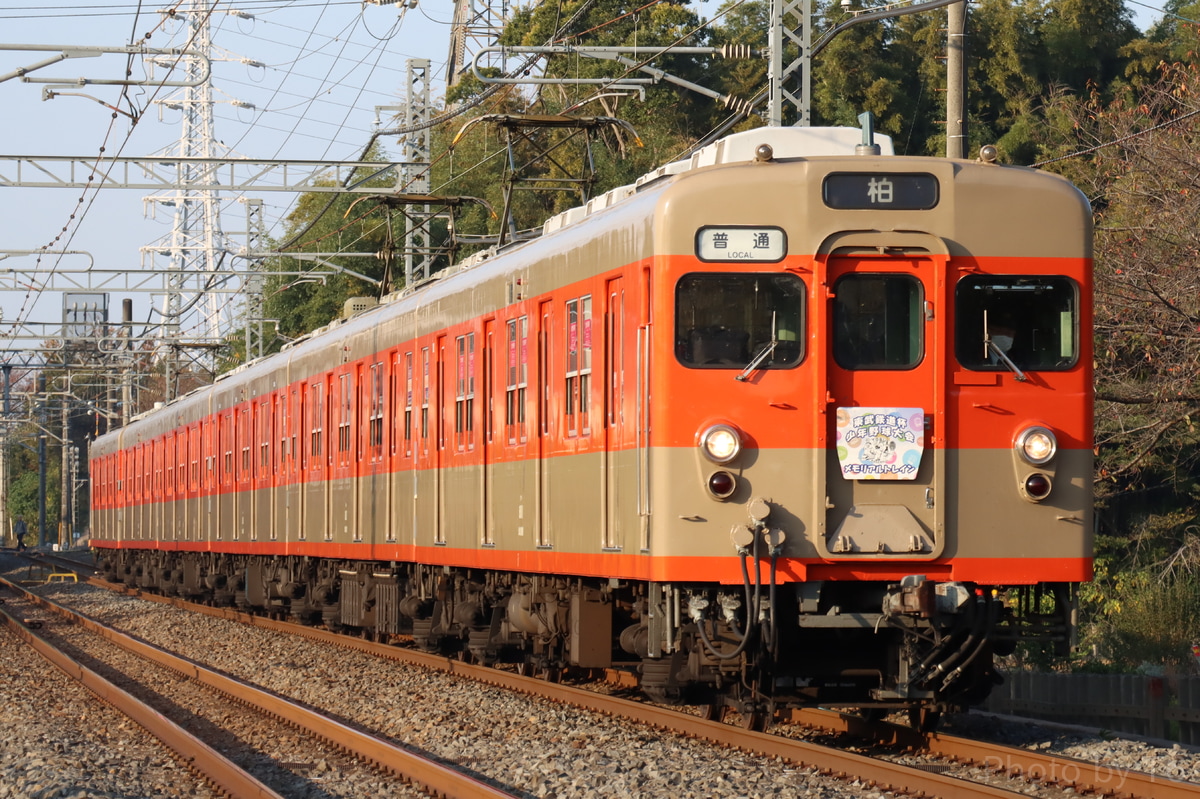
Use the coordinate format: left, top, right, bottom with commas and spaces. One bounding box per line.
0, 1, 452, 347
0, 0, 1167, 351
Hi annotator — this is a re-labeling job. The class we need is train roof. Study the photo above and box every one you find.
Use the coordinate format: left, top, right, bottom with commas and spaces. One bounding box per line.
542, 126, 894, 235
113, 126, 1019, 438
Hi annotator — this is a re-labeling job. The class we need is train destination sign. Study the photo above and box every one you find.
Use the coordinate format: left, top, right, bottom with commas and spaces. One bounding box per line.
696, 226, 786, 262
822, 173, 939, 210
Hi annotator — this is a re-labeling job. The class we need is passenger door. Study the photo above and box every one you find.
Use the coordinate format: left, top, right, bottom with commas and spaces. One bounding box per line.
820, 245, 947, 559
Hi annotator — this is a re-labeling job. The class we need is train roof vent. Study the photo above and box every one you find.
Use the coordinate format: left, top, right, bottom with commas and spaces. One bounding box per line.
541, 128, 894, 235
458, 246, 498, 270
635, 126, 895, 187
542, 184, 636, 235
343, 296, 378, 319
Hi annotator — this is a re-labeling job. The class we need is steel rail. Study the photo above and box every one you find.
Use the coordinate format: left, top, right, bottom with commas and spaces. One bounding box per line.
4, 577, 518, 799
86, 576, 1029, 798
0, 595, 285, 799
38, 562, 1200, 799
791, 707, 1200, 799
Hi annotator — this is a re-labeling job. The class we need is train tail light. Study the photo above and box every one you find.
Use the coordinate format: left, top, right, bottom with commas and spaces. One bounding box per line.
1022, 473, 1052, 501
707, 470, 738, 499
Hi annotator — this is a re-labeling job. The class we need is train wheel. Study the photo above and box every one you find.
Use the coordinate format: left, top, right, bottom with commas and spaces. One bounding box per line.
697, 702, 726, 722
734, 699, 772, 732
740, 709, 768, 732
908, 706, 941, 733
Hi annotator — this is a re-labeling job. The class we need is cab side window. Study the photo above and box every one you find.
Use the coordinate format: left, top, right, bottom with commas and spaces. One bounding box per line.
955, 276, 1079, 371
675, 273, 804, 369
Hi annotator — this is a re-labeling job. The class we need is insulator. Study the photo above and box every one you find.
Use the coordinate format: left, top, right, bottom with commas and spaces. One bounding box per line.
722, 95, 756, 117
719, 44, 756, 60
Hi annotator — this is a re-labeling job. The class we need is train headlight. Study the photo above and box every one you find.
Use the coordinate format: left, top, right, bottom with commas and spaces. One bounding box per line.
1016, 426, 1057, 465
699, 423, 742, 464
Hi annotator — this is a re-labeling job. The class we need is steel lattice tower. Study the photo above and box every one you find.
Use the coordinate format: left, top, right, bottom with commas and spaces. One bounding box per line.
447, 0, 511, 87
141, 0, 235, 395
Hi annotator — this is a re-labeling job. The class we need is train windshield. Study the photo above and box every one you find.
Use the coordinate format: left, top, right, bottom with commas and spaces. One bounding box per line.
676, 273, 804, 369
955, 276, 1079, 371
832, 274, 923, 370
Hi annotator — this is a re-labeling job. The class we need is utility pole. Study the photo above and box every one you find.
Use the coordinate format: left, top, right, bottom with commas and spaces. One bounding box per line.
36, 373, 46, 548
945, 0, 967, 158
122, 298, 134, 425
447, 0, 511, 87
0, 365, 8, 545
60, 381, 69, 548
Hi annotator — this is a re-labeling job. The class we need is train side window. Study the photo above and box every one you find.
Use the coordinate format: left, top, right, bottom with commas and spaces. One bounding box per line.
290, 389, 300, 471
338, 373, 353, 456
832, 274, 923, 370
368, 362, 384, 455
955, 276, 1079, 371
240, 407, 251, 480
564, 296, 593, 435
222, 413, 234, 486
676, 273, 804, 369
455, 333, 475, 451
258, 400, 270, 476
165, 436, 174, 496
505, 317, 528, 444
421, 347, 431, 448
565, 299, 579, 436
310, 382, 324, 464
404, 352, 414, 454
277, 395, 287, 475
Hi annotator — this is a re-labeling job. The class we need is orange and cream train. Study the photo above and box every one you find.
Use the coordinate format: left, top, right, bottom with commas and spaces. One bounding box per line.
91, 125, 1093, 724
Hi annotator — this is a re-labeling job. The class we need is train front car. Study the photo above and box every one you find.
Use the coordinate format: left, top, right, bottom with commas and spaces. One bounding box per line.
640, 130, 1093, 721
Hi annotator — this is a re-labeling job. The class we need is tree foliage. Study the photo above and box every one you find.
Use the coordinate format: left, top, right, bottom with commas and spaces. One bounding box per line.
1031, 62, 1200, 669
258, 144, 403, 348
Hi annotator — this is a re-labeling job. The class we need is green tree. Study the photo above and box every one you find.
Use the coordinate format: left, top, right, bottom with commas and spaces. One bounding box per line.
260, 144, 403, 346
1034, 63, 1200, 669
1041, 0, 1139, 90
1123, 4, 1200, 88
430, 0, 722, 242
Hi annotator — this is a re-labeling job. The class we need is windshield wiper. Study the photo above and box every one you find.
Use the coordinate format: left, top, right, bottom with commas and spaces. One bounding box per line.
736, 311, 777, 382
986, 339, 1027, 382
982, 310, 1027, 382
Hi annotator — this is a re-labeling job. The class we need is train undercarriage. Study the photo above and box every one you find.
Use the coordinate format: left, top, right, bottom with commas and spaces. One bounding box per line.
94, 548, 1075, 729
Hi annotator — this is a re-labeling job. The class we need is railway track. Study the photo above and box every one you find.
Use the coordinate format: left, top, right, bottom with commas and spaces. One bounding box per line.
19, 552, 1199, 798
0, 571, 518, 799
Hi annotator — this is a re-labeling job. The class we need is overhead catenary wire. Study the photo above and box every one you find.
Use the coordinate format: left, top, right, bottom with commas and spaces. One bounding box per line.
4, 0, 202, 342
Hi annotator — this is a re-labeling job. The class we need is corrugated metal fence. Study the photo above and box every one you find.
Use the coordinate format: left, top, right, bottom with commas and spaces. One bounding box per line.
985, 671, 1200, 744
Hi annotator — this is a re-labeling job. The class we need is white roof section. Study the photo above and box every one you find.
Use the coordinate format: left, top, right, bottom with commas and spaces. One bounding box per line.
543, 126, 894, 234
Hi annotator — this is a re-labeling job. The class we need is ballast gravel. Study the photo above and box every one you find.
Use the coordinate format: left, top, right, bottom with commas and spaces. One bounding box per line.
3, 551, 1199, 798
0, 618, 217, 799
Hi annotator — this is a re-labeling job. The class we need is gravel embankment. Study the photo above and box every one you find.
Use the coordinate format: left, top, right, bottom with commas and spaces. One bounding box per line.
1, 554, 871, 798
5, 550, 1199, 798
0, 617, 218, 799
